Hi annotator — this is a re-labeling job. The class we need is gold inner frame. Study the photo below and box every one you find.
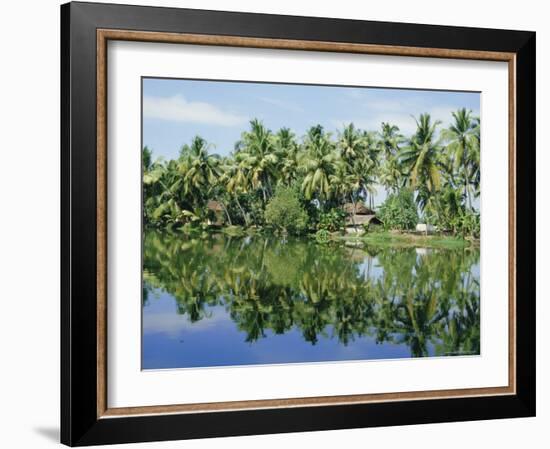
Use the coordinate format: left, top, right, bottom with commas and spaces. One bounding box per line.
96, 29, 517, 419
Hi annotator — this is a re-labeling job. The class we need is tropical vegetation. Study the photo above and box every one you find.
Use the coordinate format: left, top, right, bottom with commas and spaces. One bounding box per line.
143, 109, 481, 240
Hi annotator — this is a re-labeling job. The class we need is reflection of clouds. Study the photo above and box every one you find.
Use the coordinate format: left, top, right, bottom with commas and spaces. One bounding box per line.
357, 257, 384, 281
143, 308, 229, 338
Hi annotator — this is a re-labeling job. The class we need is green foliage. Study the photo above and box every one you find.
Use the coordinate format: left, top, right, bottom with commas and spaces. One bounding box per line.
314, 229, 331, 244
452, 211, 480, 238
143, 111, 480, 239
144, 231, 480, 356
221, 225, 246, 237
264, 186, 308, 234
244, 194, 266, 227
378, 189, 418, 231
142, 145, 152, 171
317, 208, 346, 232
360, 232, 469, 249
365, 223, 383, 233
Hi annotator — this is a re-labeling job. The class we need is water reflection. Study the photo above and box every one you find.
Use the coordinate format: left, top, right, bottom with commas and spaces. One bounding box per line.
142, 231, 480, 369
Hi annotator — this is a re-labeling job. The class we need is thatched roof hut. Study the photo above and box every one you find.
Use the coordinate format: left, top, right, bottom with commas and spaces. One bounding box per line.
343, 202, 375, 216
345, 214, 382, 227
206, 200, 224, 226
343, 201, 382, 233
207, 200, 224, 212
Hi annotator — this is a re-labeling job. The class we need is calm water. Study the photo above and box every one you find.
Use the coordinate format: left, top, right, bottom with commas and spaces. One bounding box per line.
142, 231, 480, 369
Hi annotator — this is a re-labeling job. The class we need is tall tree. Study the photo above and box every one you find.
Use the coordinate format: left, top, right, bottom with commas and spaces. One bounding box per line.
300, 125, 338, 206
378, 122, 403, 159
336, 123, 379, 208
338, 123, 365, 163
378, 123, 405, 193
235, 119, 278, 203
178, 136, 221, 209
274, 127, 299, 186
400, 113, 443, 213
441, 108, 479, 210
220, 156, 251, 226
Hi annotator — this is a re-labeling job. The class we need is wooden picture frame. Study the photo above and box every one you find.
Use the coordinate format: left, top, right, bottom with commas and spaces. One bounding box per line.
61, 1, 535, 446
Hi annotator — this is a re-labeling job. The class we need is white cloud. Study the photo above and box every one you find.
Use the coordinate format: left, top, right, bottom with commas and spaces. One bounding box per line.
143, 95, 247, 126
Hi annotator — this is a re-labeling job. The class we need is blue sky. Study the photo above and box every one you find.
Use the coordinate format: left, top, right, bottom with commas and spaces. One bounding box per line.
142, 77, 480, 161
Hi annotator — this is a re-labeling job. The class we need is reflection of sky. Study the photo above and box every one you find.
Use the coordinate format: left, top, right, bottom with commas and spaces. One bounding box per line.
142, 248, 480, 370
142, 289, 413, 370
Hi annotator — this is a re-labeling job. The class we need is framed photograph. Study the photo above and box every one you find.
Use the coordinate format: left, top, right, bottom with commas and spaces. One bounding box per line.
61, 1, 536, 446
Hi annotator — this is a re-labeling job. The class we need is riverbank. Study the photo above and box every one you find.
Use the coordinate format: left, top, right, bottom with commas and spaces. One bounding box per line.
337, 231, 477, 249
165, 224, 478, 249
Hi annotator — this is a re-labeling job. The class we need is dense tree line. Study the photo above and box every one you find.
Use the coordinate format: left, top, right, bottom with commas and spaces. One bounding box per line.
143, 109, 480, 237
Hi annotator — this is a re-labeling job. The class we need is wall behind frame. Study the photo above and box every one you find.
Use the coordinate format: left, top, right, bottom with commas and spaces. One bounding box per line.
0, 0, 545, 448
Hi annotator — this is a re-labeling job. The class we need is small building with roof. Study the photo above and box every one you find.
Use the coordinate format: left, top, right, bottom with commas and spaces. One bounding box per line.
343, 202, 383, 234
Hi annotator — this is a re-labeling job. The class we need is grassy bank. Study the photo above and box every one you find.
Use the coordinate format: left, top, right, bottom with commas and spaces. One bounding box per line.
338, 231, 475, 249
172, 224, 476, 250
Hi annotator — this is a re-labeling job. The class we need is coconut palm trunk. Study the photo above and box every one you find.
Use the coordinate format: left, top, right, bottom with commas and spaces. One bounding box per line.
218, 200, 232, 226
235, 196, 249, 227
350, 194, 357, 231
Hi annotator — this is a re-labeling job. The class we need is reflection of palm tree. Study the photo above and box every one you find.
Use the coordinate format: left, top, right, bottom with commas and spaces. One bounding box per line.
143, 231, 480, 356
394, 290, 443, 357
437, 289, 480, 356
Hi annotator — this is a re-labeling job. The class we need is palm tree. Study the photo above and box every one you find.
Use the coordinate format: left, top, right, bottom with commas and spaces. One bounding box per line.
235, 119, 278, 203
300, 125, 338, 206
220, 156, 251, 226
146, 159, 189, 226
142, 146, 166, 224
274, 127, 299, 186
142, 145, 153, 172
400, 113, 443, 212
338, 123, 364, 163
333, 123, 378, 209
378, 122, 403, 159
377, 123, 405, 194
360, 130, 382, 208
441, 108, 479, 210
178, 136, 221, 208
379, 155, 404, 194
142, 112, 480, 236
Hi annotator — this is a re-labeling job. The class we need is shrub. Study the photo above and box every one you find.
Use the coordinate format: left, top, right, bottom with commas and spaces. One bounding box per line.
264, 186, 308, 234
377, 189, 418, 231
317, 208, 346, 232
455, 211, 480, 238
364, 223, 383, 233
314, 229, 331, 244
221, 225, 245, 237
